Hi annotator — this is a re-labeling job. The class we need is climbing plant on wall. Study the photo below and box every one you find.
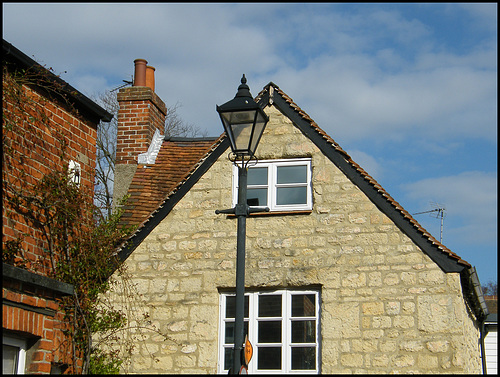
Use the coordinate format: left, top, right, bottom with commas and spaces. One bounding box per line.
3, 64, 166, 374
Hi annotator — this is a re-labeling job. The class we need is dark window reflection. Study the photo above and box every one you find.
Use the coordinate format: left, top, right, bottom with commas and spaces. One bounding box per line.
226, 295, 249, 318
257, 347, 282, 369
258, 321, 282, 343
291, 347, 316, 370
225, 321, 248, 344
292, 294, 315, 317
291, 320, 316, 343
258, 295, 282, 317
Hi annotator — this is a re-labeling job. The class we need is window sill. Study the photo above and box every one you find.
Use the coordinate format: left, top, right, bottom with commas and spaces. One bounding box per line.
226, 210, 312, 218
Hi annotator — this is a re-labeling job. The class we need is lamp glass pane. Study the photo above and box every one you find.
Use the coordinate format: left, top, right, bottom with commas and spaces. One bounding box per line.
249, 113, 267, 154
232, 122, 254, 153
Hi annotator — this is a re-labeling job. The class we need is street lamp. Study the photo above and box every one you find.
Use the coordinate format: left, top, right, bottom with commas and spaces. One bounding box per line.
216, 75, 269, 374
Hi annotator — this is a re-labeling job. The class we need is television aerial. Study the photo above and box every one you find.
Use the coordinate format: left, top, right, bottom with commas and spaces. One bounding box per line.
413, 202, 446, 244
110, 78, 133, 92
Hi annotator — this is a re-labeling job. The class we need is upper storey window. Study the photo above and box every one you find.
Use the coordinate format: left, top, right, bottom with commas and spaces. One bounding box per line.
233, 158, 312, 212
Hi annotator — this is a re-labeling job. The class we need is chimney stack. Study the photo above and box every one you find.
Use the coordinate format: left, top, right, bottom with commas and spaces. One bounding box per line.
113, 59, 167, 210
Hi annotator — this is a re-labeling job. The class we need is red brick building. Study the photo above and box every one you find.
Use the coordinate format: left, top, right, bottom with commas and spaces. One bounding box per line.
2, 39, 112, 374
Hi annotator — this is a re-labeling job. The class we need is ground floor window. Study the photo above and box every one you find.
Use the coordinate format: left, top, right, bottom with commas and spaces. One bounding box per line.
3, 335, 27, 374
218, 289, 320, 374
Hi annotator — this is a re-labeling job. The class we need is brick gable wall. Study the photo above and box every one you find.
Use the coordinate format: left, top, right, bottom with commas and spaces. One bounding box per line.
3, 68, 99, 374
3, 78, 97, 275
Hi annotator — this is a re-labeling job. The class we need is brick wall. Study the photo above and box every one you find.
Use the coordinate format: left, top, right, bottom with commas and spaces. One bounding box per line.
3, 67, 97, 374
3, 73, 98, 276
104, 106, 482, 373
3, 278, 80, 374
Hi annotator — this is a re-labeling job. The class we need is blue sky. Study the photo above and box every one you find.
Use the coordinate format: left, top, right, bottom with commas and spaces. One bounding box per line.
3, 3, 497, 285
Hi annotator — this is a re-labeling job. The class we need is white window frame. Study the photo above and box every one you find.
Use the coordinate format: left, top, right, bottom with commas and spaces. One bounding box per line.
232, 158, 312, 212
3, 335, 27, 374
218, 289, 320, 374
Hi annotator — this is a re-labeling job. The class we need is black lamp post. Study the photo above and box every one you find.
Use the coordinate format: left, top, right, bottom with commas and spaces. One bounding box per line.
216, 75, 269, 374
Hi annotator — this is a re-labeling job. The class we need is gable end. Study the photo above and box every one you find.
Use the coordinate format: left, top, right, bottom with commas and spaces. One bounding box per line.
258, 84, 469, 274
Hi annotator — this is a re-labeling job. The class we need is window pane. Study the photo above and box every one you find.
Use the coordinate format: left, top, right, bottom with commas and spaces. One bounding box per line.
225, 296, 249, 318
292, 294, 316, 317
224, 348, 233, 370
248, 167, 268, 185
225, 321, 249, 344
291, 320, 316, 343
258, 295, 282, 317
3, 345, 18, 374
277, 165, 307, 184
258, 321, 282, 343
277, 187, 307, 205
291, 347, 316, 370
247, 188, 267, 206
257, 347, 282, 369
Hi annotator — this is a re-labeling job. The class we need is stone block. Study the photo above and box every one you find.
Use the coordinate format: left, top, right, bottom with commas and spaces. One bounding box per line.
417, 295, 455, 332
342, 273, 366, 288
394, 354, 415, 367
362, 301, 384, 315
399, 340, 424, 352
393, 315, 414, 329
372, 316, 392, 328
340, 353, 363, 367
426, 340, 449, 353
371, 354, 389, 367
418, 354, 438, 369
352, 338, 378, 352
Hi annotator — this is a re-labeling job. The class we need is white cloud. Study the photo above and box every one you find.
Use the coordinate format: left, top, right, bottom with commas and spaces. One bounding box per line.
457, 3, 498, 31
345, 149, 384, 182
3, 3, 496, 142
401, 171, 497, 246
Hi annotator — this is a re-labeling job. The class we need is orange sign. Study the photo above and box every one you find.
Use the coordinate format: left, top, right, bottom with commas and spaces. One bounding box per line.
244, 335, 253, 366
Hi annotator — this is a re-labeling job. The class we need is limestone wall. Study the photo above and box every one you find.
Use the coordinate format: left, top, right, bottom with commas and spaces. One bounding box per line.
105, 105, 481, 373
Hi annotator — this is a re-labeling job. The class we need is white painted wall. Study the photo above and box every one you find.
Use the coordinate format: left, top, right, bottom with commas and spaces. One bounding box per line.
485, 326, 497, 374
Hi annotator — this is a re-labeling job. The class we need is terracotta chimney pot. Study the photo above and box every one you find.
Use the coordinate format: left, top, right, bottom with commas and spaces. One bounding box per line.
146, 65, 155, 91
133, 59, 148, 87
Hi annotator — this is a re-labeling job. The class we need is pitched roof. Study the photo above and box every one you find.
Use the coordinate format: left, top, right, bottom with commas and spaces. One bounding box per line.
3, 39, 113, 124
119, 137, 223, 229
116, 81, 471, 274
484, 296, 498, 315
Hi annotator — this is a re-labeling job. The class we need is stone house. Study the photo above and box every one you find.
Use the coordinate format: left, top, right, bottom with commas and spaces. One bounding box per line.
108, 60, 490, 374
2, 39, 112, 374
